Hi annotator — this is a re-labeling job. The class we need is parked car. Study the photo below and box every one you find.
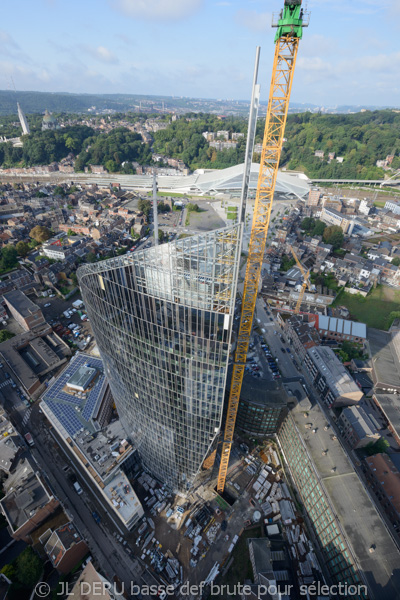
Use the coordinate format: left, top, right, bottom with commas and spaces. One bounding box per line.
44, 302, 51, 308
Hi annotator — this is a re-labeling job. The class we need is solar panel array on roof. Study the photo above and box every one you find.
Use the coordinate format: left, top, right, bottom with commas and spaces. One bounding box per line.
317, 315, 366, 339
42, 354, 106, 437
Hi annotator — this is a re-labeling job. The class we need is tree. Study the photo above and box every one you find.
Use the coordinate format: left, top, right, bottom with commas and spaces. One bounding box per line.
311, 220, 326, 237
67, 229, 76, 236
138, 199, 152, 218
0, 563, 16, 581
157, 202, 171, 213
16, 241, 30, 257
187, 203, 200, 212
0, 246, 18, 271
392, 257, 400, 267
53, 185, 66, 197
15, 547, 43, 588
29, 226, 52, 244
323, 225, 344, 249
301, 217, 315, 232
158, 229, 165, 242
86, 252, 97, 263
365, 437, 390, 456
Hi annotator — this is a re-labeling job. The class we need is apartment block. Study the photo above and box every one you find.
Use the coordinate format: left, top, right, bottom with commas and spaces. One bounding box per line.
304, 346, 363, 407
3, 290, 46, 331
337, 405, 380, 449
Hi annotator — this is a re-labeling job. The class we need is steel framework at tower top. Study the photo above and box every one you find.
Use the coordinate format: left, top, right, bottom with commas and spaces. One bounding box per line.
217, 0, 309, 493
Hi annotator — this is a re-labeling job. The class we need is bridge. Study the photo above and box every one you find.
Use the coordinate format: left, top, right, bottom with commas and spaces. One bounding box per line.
310, 178, 400, 186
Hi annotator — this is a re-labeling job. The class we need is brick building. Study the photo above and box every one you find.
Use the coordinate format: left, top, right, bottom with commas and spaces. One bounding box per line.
363, 453, 400, 534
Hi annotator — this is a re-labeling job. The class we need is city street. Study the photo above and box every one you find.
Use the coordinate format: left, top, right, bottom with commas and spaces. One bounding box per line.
3, 396, 145, 592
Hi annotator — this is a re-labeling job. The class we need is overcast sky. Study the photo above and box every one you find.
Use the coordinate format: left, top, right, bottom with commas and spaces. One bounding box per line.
1, 0, 400, 107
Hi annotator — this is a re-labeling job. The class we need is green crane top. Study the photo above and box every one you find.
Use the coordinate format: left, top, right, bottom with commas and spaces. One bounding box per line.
274, 0, 305, 42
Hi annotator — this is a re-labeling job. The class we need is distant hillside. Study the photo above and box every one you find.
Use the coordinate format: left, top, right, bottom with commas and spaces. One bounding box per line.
0, 90, 140, 115
0, 90, 397, 118
279, 110, 400, 179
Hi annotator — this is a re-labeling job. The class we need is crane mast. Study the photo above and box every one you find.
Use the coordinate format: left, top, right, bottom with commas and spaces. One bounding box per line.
217, 0, 308, 493
290, 245, 311, 314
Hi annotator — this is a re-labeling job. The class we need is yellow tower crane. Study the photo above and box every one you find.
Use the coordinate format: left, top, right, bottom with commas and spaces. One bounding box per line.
290, 245, 312, 314
217, 0, 308, 493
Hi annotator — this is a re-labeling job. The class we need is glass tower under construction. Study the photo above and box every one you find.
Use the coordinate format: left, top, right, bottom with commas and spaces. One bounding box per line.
78, 225, 242, 493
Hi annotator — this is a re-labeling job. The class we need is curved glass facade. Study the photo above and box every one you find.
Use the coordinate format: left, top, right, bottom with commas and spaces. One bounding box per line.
78, 225, 242, 493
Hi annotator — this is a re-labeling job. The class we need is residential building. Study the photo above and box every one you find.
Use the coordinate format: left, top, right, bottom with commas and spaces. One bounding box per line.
363, 454, 400, 533
78, 226, 242, 494
320, 207, 351, 233
42, 243, 72, 261
0, 407, 21, 474
3, 290, 46, 331
66, 562, 125, 600
307, 188, 321, 207
337, 405, 380, 449
282, 314, 320, 360
42, 522, 89, 574
384, 200, 400, 216
41, 353, 144, 530
359, 200, 371, 216
0, 461, 59, 542
304, 346, 363, 407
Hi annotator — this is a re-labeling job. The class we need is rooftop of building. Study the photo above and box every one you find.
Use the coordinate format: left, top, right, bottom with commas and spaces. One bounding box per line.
235, 372, 289, 408
339, 405, 379, 439
67, 562, 124, 600
103, 470, 142, 526
0, 463, 53, 531
306, 346, 361, 398
0, 327, 70, 392
318, 315, 366, 339
373, 394, 400, 439
289, 401, 400, 598
3, 289, 41, 318
0, 434, 20, 473
44, 522, 82, 567
364, 453, 400, 515
41, 353, 108, 438
369, 328, 400, 391
72, 420, 133, 483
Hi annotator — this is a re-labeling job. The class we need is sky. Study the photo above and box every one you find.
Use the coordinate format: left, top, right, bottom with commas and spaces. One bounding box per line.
1, 0, 400, 107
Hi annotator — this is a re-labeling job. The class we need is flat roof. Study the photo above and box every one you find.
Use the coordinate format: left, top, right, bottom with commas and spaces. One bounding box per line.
3, 289, 41, 318
289, 402, 400, 598
374, 394, 400, 439
0, 464, 52, 531
41, 353, 108, 437
103, 470, 142, 525
369, 328, 400, 391
0, 329, 70, 392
